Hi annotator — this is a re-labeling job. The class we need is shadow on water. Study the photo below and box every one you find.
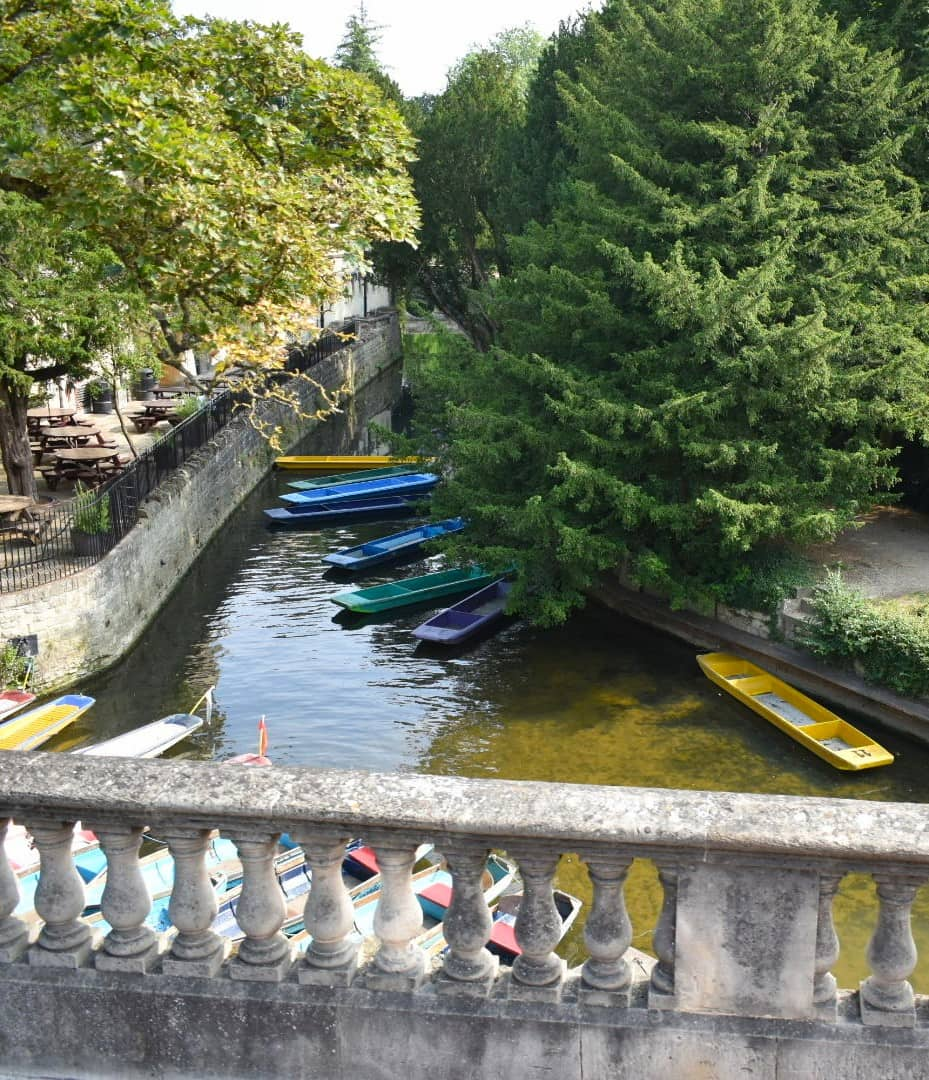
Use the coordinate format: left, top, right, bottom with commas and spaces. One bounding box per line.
50, 359, 929, 990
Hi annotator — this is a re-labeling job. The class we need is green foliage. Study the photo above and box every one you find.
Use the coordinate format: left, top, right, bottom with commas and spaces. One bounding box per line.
333, 3, 403, 104
714, 547, 815, 615
172, 395, 204, 420
374, 26, 544, 347
0, 0, 418, 493
413, 0, 929, 624
799, 573, 929, 697
0, 642, 29, 690
73, 482, 111, 535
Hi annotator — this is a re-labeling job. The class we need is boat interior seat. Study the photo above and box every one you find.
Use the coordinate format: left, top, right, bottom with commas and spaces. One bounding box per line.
753, 692, 817, 727
438, 611, 481, 629
419, 882, 453, 910
348, 846, 380, 877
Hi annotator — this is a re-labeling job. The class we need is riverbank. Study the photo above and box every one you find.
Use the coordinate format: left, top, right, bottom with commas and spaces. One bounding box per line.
593, 505, 929, 747
0, 314, 402, 690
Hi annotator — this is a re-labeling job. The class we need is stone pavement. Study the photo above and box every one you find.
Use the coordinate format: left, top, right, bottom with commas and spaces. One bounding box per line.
804, 505, 929, 600
0, 399, 163, 501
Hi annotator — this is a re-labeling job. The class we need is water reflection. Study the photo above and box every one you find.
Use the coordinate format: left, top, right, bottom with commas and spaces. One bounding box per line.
64, 362, 929, 989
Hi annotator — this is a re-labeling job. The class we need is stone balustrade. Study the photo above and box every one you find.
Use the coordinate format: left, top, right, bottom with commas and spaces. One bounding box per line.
1, 750, 929, 1079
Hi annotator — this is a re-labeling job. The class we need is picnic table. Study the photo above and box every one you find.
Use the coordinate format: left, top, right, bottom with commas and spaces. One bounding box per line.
26, 407, 81, 434
127, 399, 180, 433
0, 496, 46, 546
47, 447, 127, 488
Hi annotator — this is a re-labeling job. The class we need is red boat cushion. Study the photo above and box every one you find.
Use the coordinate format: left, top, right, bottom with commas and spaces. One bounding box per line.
490, 920, 521, 956
419, 882, 453, 909
350, 846, 380, 875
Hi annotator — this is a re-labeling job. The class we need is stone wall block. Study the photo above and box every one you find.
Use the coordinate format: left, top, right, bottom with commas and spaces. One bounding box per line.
672, 860, 819, 1019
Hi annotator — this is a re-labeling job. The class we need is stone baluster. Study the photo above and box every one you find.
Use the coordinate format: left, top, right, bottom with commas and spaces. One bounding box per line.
435, 843, 497, 996
579, 853, 633, 1006
28, 820, 96, 967
161, 829, 228, 977
92, 824, 159, 973
648, 861, 678, 1008
813, 873, 843, 1016
507, 848, 566, 1002
295, 830, 359, 987
228, 832, 292, 982
366, 841, 426, 991
0, 820, 29, 962
859, 871, 928, 1027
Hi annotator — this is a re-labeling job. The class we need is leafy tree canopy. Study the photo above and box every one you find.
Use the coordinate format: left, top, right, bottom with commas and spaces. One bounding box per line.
374, 25, 543, 347
0, 0, 419, 492
415, 0, 929, 623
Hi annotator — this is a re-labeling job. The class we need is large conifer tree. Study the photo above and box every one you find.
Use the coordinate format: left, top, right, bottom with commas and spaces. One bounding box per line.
428, 0, 929, 621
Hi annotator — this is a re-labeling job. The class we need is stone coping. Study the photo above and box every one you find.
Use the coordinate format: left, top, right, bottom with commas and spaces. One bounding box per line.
2, 751, 928, 866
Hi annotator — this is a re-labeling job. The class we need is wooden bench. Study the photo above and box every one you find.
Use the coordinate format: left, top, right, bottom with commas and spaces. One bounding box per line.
127, 412, 160, 434
0, 512, 50, 547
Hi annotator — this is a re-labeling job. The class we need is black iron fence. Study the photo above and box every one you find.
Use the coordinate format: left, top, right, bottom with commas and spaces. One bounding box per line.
0, 321, 359, 593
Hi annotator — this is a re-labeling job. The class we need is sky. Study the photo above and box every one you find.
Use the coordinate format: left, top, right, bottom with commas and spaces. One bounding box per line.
171, 0, 591, 96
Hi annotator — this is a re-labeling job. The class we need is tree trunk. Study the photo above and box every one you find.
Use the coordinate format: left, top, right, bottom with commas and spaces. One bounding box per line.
0, 383, 37, 498
109, 379, 138, 460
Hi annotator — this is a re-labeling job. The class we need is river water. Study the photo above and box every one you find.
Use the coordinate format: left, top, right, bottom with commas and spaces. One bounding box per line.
60, 365, 929, 990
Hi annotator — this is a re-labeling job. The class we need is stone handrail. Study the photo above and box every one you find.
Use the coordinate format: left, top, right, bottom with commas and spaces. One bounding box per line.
0, 750, 928, 1029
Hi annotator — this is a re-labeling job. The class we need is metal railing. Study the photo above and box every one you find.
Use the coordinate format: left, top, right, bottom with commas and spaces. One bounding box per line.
0, 322, 358, 593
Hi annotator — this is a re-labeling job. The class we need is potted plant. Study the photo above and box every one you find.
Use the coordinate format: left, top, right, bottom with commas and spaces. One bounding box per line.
167, 394, 204, 426
71, 482, 114, 557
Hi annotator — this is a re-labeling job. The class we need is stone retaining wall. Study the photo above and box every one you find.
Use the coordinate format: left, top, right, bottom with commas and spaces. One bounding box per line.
0, 313, 401, 691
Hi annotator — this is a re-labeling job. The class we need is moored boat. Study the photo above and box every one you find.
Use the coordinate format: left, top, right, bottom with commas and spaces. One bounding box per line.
330, 566, 497, 614
0, 693, 95, 752
323, 517, 466, 571
288, 465, 420, 490
281, 472, 439, 507
696, 652, 894, 771
273, 455, 424, 471
73, 686, 214, 758
0, 690, 35, 723
412, 579, 512, 644
264, 496, 419, 528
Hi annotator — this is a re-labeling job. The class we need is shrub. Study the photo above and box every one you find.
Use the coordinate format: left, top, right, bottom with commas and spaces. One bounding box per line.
73, 482, 111, 535
715, 546, 815, 615
173, 395, 204, 420
0, 643, 30, 690
798, 572, 929, 697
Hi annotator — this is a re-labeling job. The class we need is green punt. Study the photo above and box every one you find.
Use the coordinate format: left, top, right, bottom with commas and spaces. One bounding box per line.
330, 567, 497, 614
288, 465, 419, 491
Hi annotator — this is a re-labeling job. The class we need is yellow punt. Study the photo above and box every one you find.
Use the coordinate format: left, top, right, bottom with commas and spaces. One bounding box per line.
0, 694, 95, 752
273, 455, 425, 472
697, 653, 893, 771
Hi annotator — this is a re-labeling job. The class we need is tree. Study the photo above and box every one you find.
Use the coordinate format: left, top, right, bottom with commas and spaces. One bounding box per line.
418, 0, 929, 623
0, 0, 419, 493
0, 194, 148, 495
374, 26, 543, 347
333, 2, 402, 104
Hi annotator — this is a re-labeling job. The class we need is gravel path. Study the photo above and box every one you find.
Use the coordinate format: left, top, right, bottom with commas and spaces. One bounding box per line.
804, 506, 929, 599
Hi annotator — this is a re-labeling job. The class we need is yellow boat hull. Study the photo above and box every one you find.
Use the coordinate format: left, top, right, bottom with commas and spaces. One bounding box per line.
697, 652, 893, 771
0, 695, 95, 752
273, 455, 424, 472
